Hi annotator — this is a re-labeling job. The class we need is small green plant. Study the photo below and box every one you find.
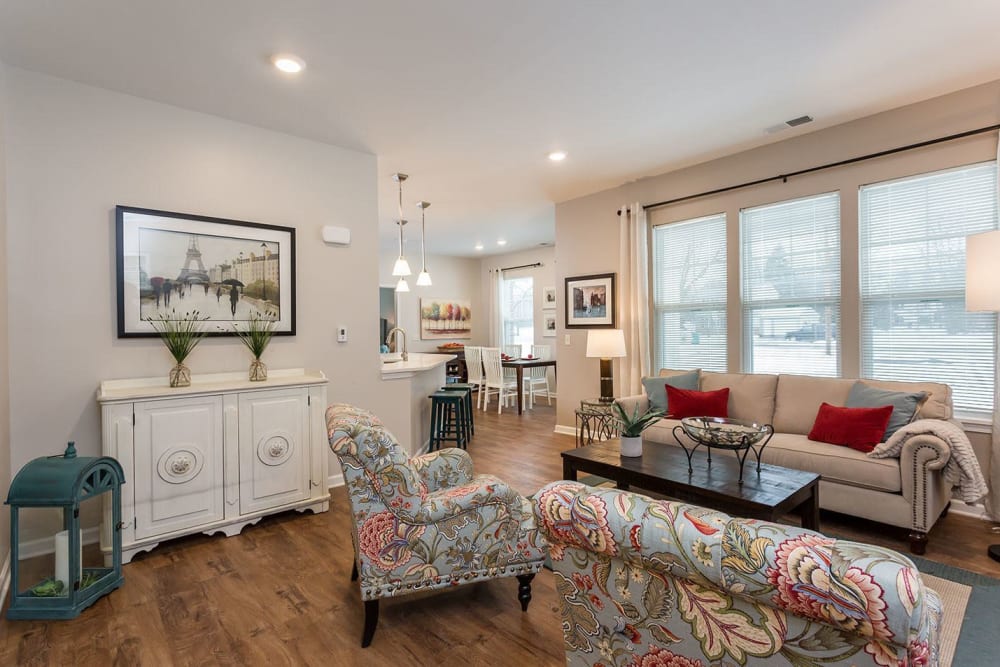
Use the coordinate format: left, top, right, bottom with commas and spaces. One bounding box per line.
233, 310, 278, 359
147, 310, 209, 363
612, 402, 665, 438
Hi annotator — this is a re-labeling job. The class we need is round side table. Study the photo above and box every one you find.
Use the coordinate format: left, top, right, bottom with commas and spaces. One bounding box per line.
575, 398, 620, 447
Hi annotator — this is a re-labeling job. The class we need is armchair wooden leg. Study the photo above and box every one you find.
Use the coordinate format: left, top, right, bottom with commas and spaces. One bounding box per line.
351, 560, 358, 582
908, 531, 928, 555
516, 573, 535, 612
361, 599, 379, 647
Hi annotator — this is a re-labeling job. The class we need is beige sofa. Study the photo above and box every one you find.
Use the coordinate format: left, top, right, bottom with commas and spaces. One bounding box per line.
619, 370, 955, 554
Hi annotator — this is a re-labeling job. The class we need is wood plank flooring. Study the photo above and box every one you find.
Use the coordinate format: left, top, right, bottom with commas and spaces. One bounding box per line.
2, 399, 998, 665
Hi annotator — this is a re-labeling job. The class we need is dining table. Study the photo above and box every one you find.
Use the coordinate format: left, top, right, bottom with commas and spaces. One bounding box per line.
501, 357, 557, 415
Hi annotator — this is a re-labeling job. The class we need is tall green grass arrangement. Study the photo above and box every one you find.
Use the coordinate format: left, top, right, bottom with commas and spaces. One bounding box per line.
147, 310, 209, 363
233, 310, 278, 360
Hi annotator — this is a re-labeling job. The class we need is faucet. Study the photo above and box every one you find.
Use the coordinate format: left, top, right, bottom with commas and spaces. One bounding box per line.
385, 327, 408, 361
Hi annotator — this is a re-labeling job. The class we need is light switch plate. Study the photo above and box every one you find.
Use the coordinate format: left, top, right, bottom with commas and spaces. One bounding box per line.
337, 327, 348, 343
564, 334, 571, 345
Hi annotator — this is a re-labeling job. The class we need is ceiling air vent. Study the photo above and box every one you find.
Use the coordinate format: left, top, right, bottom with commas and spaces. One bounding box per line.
764, 115, 814, 135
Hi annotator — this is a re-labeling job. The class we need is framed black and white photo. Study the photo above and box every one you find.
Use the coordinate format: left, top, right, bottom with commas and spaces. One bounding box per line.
565, 273, 615, 329
116, 205, 296, 337
542, 312, 557, 337
542, 286, 557, 310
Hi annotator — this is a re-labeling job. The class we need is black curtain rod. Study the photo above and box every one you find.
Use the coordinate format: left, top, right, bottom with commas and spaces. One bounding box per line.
617, 123, 1000, 215
498, 262, 542, 272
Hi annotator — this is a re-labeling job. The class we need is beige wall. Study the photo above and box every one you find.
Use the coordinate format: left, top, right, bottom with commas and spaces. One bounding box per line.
379, 252, 486, 352
4, 68, 387, 536
0, 64, 11, 579
555, 79, 1000, 474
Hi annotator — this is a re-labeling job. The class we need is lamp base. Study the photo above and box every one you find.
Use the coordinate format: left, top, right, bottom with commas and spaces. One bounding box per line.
599, 358, 614, 403
989, 544, 1000, 563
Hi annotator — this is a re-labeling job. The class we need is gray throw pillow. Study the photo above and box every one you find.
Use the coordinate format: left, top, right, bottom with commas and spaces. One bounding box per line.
845, 381, 928, 442
641, 370, 700, 413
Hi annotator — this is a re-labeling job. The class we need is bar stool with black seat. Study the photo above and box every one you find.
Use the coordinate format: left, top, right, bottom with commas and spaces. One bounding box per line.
440, 383, 476, 437
428, 391, 469, 451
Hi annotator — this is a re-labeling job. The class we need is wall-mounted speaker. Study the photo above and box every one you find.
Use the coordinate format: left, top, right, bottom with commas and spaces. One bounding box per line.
322, 225, 351, 246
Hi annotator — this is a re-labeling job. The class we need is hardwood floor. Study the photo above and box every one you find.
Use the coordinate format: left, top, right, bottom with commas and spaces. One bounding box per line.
2, 399, 998, 665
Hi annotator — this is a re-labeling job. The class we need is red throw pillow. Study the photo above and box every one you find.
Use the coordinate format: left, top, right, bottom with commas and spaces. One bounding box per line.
665, 386, 730, 419
808, 402, 894, 453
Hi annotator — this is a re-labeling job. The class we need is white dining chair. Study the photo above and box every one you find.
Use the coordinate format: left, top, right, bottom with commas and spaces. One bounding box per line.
502, 344, 522, 393
525, 344, 552, 409
464, 346, 485, 409
481, 347, 517, 413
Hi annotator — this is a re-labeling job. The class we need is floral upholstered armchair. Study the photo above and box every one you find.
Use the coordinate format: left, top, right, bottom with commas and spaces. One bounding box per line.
534, 481, 942, 667
327, 404, 547, 647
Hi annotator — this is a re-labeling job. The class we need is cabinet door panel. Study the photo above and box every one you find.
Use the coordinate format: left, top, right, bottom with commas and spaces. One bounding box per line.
133, 396, 224, 539
238, 388, 310, 514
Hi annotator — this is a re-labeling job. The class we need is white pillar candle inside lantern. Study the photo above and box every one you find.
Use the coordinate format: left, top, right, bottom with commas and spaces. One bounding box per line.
54, 529, 83, 593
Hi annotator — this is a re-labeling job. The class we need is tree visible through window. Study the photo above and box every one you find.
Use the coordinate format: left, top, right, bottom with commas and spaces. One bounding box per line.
502, 276, 534, 348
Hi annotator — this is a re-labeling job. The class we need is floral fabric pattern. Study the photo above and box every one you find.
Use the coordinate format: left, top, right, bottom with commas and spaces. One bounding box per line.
534, 481, 941, 667
327, 404, 546, 602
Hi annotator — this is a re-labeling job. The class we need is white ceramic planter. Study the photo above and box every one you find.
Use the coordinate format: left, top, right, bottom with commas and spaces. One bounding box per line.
620, 435, 642, 457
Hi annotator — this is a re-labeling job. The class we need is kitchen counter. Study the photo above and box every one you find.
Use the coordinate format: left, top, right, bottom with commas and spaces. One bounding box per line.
381, 352, 455, 379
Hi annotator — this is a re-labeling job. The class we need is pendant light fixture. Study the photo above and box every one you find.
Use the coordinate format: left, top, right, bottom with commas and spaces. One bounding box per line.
416, 201, 432, 286
391, 173, 411, 279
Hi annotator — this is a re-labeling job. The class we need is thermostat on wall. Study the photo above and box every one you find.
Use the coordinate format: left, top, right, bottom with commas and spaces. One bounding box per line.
322, 225, 351, 246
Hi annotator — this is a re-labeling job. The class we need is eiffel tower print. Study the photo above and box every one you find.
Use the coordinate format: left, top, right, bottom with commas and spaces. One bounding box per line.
176, 235, 211, 284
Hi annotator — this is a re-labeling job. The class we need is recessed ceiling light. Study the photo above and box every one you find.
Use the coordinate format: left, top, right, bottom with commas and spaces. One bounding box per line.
497, 239, 508, 246
548, 151, 567, 162
271, 54, 305, 74
474, 243, 484, 251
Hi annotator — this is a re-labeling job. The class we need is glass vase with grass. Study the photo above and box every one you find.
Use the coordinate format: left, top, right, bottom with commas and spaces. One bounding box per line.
234, 310, 278, 381
147, 310, 209, 388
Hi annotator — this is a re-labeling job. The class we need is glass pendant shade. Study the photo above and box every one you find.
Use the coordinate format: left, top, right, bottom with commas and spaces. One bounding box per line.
416, 271, 432, 286
395, 277, 410, 292
392, 256, 411, 277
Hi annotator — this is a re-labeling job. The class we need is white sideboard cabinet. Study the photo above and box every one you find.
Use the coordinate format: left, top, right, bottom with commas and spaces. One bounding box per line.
98, 369, 329, 563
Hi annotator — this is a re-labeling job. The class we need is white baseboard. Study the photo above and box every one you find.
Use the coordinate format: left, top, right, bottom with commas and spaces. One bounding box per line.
0, 550, 10, 609
554, 424, 578, 437
327, 472, 344, 489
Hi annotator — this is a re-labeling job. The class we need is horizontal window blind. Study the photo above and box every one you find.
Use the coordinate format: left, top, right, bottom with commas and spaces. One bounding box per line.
741, 192, 841, 376
652, 214, 727, 372
860, 161, 998, 415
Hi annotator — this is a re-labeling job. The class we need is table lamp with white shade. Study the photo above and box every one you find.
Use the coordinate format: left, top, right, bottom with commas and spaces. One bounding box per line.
965, 229, 1000, 563
586, 329, 627, 403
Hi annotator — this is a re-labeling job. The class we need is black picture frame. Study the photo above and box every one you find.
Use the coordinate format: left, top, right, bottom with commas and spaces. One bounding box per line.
564, 273, 616, 329
116, 205, 296, 338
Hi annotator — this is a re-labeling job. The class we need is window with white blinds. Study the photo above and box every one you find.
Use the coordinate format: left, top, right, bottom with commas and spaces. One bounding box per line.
741, 192, 841, 376
651, 213, 727, 372
860, 162, 998, 415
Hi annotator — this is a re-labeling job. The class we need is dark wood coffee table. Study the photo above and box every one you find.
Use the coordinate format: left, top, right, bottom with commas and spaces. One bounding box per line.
561, 441, 820, 530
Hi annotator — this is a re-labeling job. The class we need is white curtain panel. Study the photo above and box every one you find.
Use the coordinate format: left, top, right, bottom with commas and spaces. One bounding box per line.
992, 134, 1000, 521
487, 267, 504, 346
618, 203, 651, 396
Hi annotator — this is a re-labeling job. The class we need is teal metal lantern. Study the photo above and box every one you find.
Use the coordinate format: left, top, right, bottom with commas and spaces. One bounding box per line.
5, 442, 125, 620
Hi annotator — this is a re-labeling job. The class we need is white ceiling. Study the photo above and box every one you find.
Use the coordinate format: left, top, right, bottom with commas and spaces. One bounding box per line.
3, 1, 1000, 257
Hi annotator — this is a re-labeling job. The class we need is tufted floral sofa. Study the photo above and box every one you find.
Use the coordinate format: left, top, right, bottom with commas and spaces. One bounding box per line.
534, 481, 941, 667
327, 404, 547, 647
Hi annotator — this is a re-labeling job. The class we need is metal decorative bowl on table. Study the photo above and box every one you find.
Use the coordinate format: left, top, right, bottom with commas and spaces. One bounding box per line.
672, 416, 774, 484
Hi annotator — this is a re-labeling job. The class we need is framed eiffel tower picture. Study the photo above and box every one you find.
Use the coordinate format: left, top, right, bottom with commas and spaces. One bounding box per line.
116, 205, 296, 337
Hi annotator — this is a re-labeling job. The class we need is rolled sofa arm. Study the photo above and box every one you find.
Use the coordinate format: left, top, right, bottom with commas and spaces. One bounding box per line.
898, 429, 951, 512
411, 448, 475, 492
615, 393, 649, 415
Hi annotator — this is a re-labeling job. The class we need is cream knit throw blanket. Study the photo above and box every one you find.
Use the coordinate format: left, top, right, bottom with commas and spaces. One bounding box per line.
869, 419, 989, 504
